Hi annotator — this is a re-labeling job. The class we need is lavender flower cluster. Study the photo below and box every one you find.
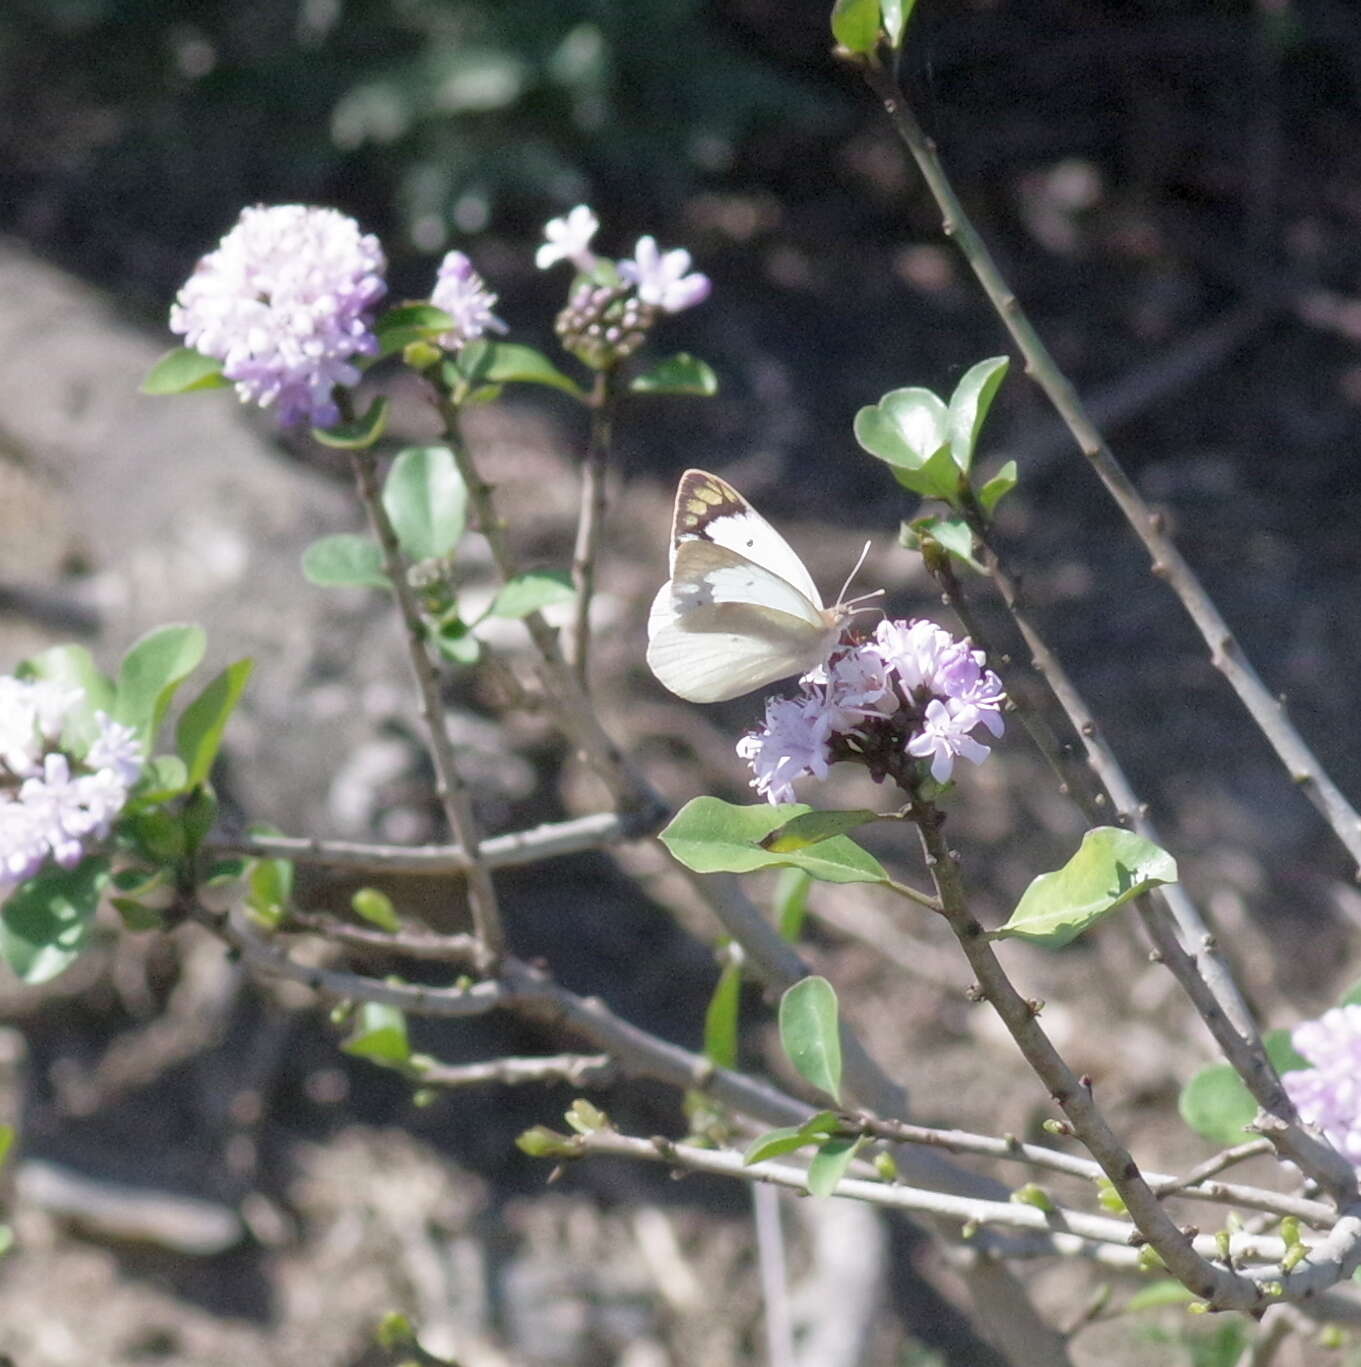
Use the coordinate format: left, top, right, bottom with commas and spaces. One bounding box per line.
170, 205, 388, 428
1282, 1007, 1361, 1167
736, 619, 1006, 805
0, 677, 142, 894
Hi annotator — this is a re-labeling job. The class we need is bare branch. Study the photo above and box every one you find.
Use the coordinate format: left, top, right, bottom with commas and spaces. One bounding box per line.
417, 1053, 614, 1089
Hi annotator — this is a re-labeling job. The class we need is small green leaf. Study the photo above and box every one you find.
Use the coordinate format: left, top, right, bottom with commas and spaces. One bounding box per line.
488, 570, 575, 620
807, 1135, 863, 1197
140, 347, 229, 395
459, 341, 586, 399
854, 387, 950, 472
831, 0, 881, 52
891, 445, 966, 503
113, 624, 206, 742
246, 838, 293, 928
629, 353, 718, 397
0, 1125, 13, 1172
1010, 1182, 1055, 1212
704, 957, 742, 1070
20, 645, 114, 755
133, 753, 190, 804
947, 356, 1009, 472
301, 534, 391, 590
1125, 1280, 1198, 1312
517, 1125, 576, 1158
1178, 1063, 1258, 1147
993, 827, 1178, 949
374, 304, 457, 358
774, 868, 812, 942
880, 0, 916, 48
779, 976, 843, 1103
352, 887, 400, 933
1263, 1026, 1309, 1075
434, 623, 482, 664
124, 807, 186, 863
0, 1227, 12, 1257
565, 1099, 608, 1134
760, 809, 879, 853
312, 396, 389, 449
978, 460, 1018, 516
0, 857, 110, 983
382, 446, 467, 560
342, 1002, 411, 1064
742, 1111, 841, 1166
660, 798, 889, 886
910, 516, 983, 572
176, 658, 253, 788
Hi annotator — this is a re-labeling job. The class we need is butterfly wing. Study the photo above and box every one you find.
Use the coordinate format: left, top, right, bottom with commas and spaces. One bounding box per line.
647, 539, 838, 703
669, 469, 824, 609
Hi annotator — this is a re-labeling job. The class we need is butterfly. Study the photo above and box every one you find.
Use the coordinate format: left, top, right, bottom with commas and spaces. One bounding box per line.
646, 469, 877, 703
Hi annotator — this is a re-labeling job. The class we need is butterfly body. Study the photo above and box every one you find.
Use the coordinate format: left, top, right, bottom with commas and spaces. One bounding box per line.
646, 470, 850, 703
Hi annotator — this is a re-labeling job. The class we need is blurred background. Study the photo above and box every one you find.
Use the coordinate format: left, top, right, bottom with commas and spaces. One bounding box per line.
2, 1, 1361, 1363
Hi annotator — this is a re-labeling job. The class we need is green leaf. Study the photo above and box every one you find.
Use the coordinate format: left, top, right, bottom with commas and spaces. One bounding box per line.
660, 798, 889, 885
978, 460, 1018, 516
113, 624, 206, 743
352, 887, 400, 933
891, 445, 965, 503
880, 0, 917, 48
703, 957, 742, 1070
0, 1226, 12, 1258
0, 1125, 13, 1172
1125, 1280, 1198, 1312
133, 753, 190, 804
374, 304, 457, 358
742, 1112, 840, 1166
1178, 1063, 1257, 1147
774, 868, 812, 942
807, 1135, 863, 1197
0, 857, 109, 983
381, 446, 467, 560
487, 570, 575, 620
246, 840, 293, 929
854, 387, 950, 473
909, 516, 983, 572
176, 658, 253, 789
459, 341, 585, 399
434, 622, 482, 664
311, 397, 389, 449
993, 828, 1178, 949
342, 1002, 411, 1065
1339, 980, 1361, 1008
20, 644, 114, 755
629, 353, 718, 397
139, 347, 229, 395
1263, 1026, 1309, 1074
831, 0, 881, 52
760, 809, 880, 853
301, 534, 391, 591
124, 807, 186, 863
779, 976, 843, 1103
947, 356, 1009, 472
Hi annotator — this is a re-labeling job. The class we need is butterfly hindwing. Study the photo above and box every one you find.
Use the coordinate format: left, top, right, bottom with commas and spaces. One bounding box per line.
670, 469, 823, 609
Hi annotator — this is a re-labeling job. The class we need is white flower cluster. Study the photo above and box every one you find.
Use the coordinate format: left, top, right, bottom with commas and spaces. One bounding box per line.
737, 619, 1006, 805
0, 677, 142, 893
536, 205, 711, 314
170, 204, 388, 427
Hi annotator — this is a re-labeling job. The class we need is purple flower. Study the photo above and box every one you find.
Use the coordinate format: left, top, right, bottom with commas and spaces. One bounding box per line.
170, 204, 387, 428
619, 236, 711, 313
430, 250, 507, 351
87, 713, 144, 788
1283, 1007, 1361, 1166
735, 618, 1007, 803
536, 205, 600, 272
736, 695, 835, 805
0, 677, 80, 778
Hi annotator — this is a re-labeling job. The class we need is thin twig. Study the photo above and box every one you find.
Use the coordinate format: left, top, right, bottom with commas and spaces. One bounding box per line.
570, 366, 619, 690
348, 447, 504, 967
858, 54, 1361, 878
1151, 1140, 1276, 1198
417, 1053, 614, 1089
208, 810, 636, 877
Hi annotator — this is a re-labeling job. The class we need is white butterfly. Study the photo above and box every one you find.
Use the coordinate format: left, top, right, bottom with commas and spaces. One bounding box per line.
647, 469, 875, 703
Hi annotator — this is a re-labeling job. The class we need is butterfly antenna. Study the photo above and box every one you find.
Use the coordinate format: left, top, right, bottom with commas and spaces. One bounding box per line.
835, 540, 874, 607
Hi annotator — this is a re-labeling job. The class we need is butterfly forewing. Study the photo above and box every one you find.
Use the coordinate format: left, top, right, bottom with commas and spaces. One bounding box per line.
670, 469, 823, 608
